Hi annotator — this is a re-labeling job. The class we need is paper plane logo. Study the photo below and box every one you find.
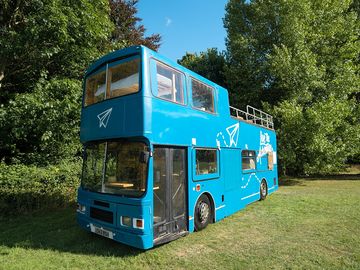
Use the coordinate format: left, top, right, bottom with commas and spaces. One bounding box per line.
226, 123, 240, 147
97, 108, 112, 128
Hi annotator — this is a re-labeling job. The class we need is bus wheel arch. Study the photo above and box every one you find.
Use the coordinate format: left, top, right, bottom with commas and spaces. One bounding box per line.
203, 192, 215, 223
259, 178, 268, 201
194, 192, 214, 231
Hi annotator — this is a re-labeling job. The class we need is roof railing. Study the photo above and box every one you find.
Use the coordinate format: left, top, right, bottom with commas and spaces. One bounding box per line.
229, 105, 274, 129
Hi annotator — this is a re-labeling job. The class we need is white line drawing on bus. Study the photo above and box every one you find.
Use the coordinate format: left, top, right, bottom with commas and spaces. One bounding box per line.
97, 108, 113, 128
216, 122, 240, 147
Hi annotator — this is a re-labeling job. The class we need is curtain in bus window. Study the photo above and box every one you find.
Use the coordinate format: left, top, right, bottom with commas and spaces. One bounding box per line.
156, 62, 184, 104
268, 151, 274, 170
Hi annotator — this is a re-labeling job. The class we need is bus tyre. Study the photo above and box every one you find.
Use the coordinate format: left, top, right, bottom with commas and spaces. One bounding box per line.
259, 179, 268, 201
194, 194, 212, 231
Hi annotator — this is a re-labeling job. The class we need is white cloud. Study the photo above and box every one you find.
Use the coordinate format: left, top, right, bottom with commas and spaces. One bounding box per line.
165, 17, 172, 27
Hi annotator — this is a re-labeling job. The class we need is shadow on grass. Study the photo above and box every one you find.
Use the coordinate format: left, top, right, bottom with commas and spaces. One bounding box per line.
0, 207, 144, 257
279, 173, 360, 186
304, 174, 360, 181
279, 177, 305, 186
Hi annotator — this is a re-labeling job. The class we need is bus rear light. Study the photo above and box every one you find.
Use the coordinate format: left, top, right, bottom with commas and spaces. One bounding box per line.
121, 216, 132, 227
134, 218, 144, 229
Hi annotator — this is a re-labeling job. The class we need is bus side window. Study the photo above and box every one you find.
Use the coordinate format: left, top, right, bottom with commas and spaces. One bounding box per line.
195, 149, 218, 175
191, 78, 215, 113
155, 62, 184, 104
242, 150, 256, 171
268, 151, 274, 170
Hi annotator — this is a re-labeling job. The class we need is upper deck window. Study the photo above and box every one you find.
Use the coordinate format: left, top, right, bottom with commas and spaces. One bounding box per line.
191, 79, 215, 113
155, 62, 184, 104
84, 56, 140, 107
85, 70, 107, 106
109, 58, 140, 98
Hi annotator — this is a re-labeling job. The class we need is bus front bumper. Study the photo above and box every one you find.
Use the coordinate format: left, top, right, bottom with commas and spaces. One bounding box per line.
77, 213, 153, 250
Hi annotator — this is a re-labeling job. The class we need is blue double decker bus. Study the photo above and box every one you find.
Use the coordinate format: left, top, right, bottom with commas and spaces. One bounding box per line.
77, 46, 278, 249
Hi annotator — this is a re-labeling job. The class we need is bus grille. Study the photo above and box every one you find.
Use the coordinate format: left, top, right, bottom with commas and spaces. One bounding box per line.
90, 207, 113, 224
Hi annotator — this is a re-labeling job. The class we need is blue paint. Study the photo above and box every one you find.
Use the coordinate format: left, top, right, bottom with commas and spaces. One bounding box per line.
77, 46, 278, 250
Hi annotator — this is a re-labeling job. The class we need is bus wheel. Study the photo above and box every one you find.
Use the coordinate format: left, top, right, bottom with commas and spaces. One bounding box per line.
194, 194, 212, 231
259, 179, 268, 201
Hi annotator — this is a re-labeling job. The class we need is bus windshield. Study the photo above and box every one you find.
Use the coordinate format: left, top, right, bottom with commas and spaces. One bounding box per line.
82, 141, 148, 197
84, 56, 140, 106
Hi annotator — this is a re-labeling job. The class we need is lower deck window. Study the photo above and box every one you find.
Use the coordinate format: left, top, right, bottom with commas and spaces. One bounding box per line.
268, 151, 274, 170
82, 141, 148, 197
242, 150, 256, 171
196, 149, 217, 175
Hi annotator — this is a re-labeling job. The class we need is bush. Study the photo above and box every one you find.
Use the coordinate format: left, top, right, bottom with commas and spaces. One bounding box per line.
0, 78, 82, 165
0, 159, 82, 216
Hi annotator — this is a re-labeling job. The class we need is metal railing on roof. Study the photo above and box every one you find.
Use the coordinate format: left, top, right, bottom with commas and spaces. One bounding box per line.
229, 105, 274, 129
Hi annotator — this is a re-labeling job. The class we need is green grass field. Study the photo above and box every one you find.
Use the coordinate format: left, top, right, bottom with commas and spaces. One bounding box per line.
1, 176, 359, 270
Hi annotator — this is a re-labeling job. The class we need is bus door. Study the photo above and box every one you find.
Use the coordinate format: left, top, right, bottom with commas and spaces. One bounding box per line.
153, 147, 187, 242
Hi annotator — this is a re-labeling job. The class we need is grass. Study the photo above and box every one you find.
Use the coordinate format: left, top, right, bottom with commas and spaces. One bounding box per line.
0, 176, 359, 269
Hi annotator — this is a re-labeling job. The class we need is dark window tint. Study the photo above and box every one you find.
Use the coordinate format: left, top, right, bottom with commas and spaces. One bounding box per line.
192, 79, 214, 113
242, 150, 256, 170
196, 149, 217, 175
153, 148, 166, 224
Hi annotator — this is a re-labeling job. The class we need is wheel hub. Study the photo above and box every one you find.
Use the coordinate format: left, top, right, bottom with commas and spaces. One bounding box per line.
198, 201, 209, 224
261, 182, 266, 196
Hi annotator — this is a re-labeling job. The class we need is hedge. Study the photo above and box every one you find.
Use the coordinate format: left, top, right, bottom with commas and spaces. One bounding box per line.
0, 159, 82, 216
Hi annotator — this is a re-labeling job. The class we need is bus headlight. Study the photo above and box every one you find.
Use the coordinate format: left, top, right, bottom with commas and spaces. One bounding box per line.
77, 203, 86, 213
121, 216, 132, 227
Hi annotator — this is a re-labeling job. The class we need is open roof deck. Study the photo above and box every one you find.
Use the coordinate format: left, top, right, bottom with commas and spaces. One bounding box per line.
230, 105, 274, 130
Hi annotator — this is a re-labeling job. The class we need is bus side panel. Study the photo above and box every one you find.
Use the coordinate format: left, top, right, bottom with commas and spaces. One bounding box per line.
187, 147, 226, 233
222, 148, 246, 217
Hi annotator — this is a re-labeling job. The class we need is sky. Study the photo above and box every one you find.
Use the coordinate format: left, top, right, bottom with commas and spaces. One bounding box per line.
137, 0, 228, 62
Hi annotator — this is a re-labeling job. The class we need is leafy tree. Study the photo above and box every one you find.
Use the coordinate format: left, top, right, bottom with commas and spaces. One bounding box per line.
225, 0, 360, 175
0, 78, 82, 165
109, 0, 161, 51
0, 0, 161, 165
0, 0, 113, 103
178, 48, 227, 88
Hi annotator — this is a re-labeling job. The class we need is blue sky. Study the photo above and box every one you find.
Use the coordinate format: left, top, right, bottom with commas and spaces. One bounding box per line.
137, 0, 228, 62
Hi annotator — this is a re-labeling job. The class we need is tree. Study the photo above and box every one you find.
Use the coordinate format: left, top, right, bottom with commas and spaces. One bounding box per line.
0, 78, 82, 165
0, 0, 113, 103
225, 0, 360, 175
109, 0, 161, 51
178, 48, 227, 88
0, 0, 161, 165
